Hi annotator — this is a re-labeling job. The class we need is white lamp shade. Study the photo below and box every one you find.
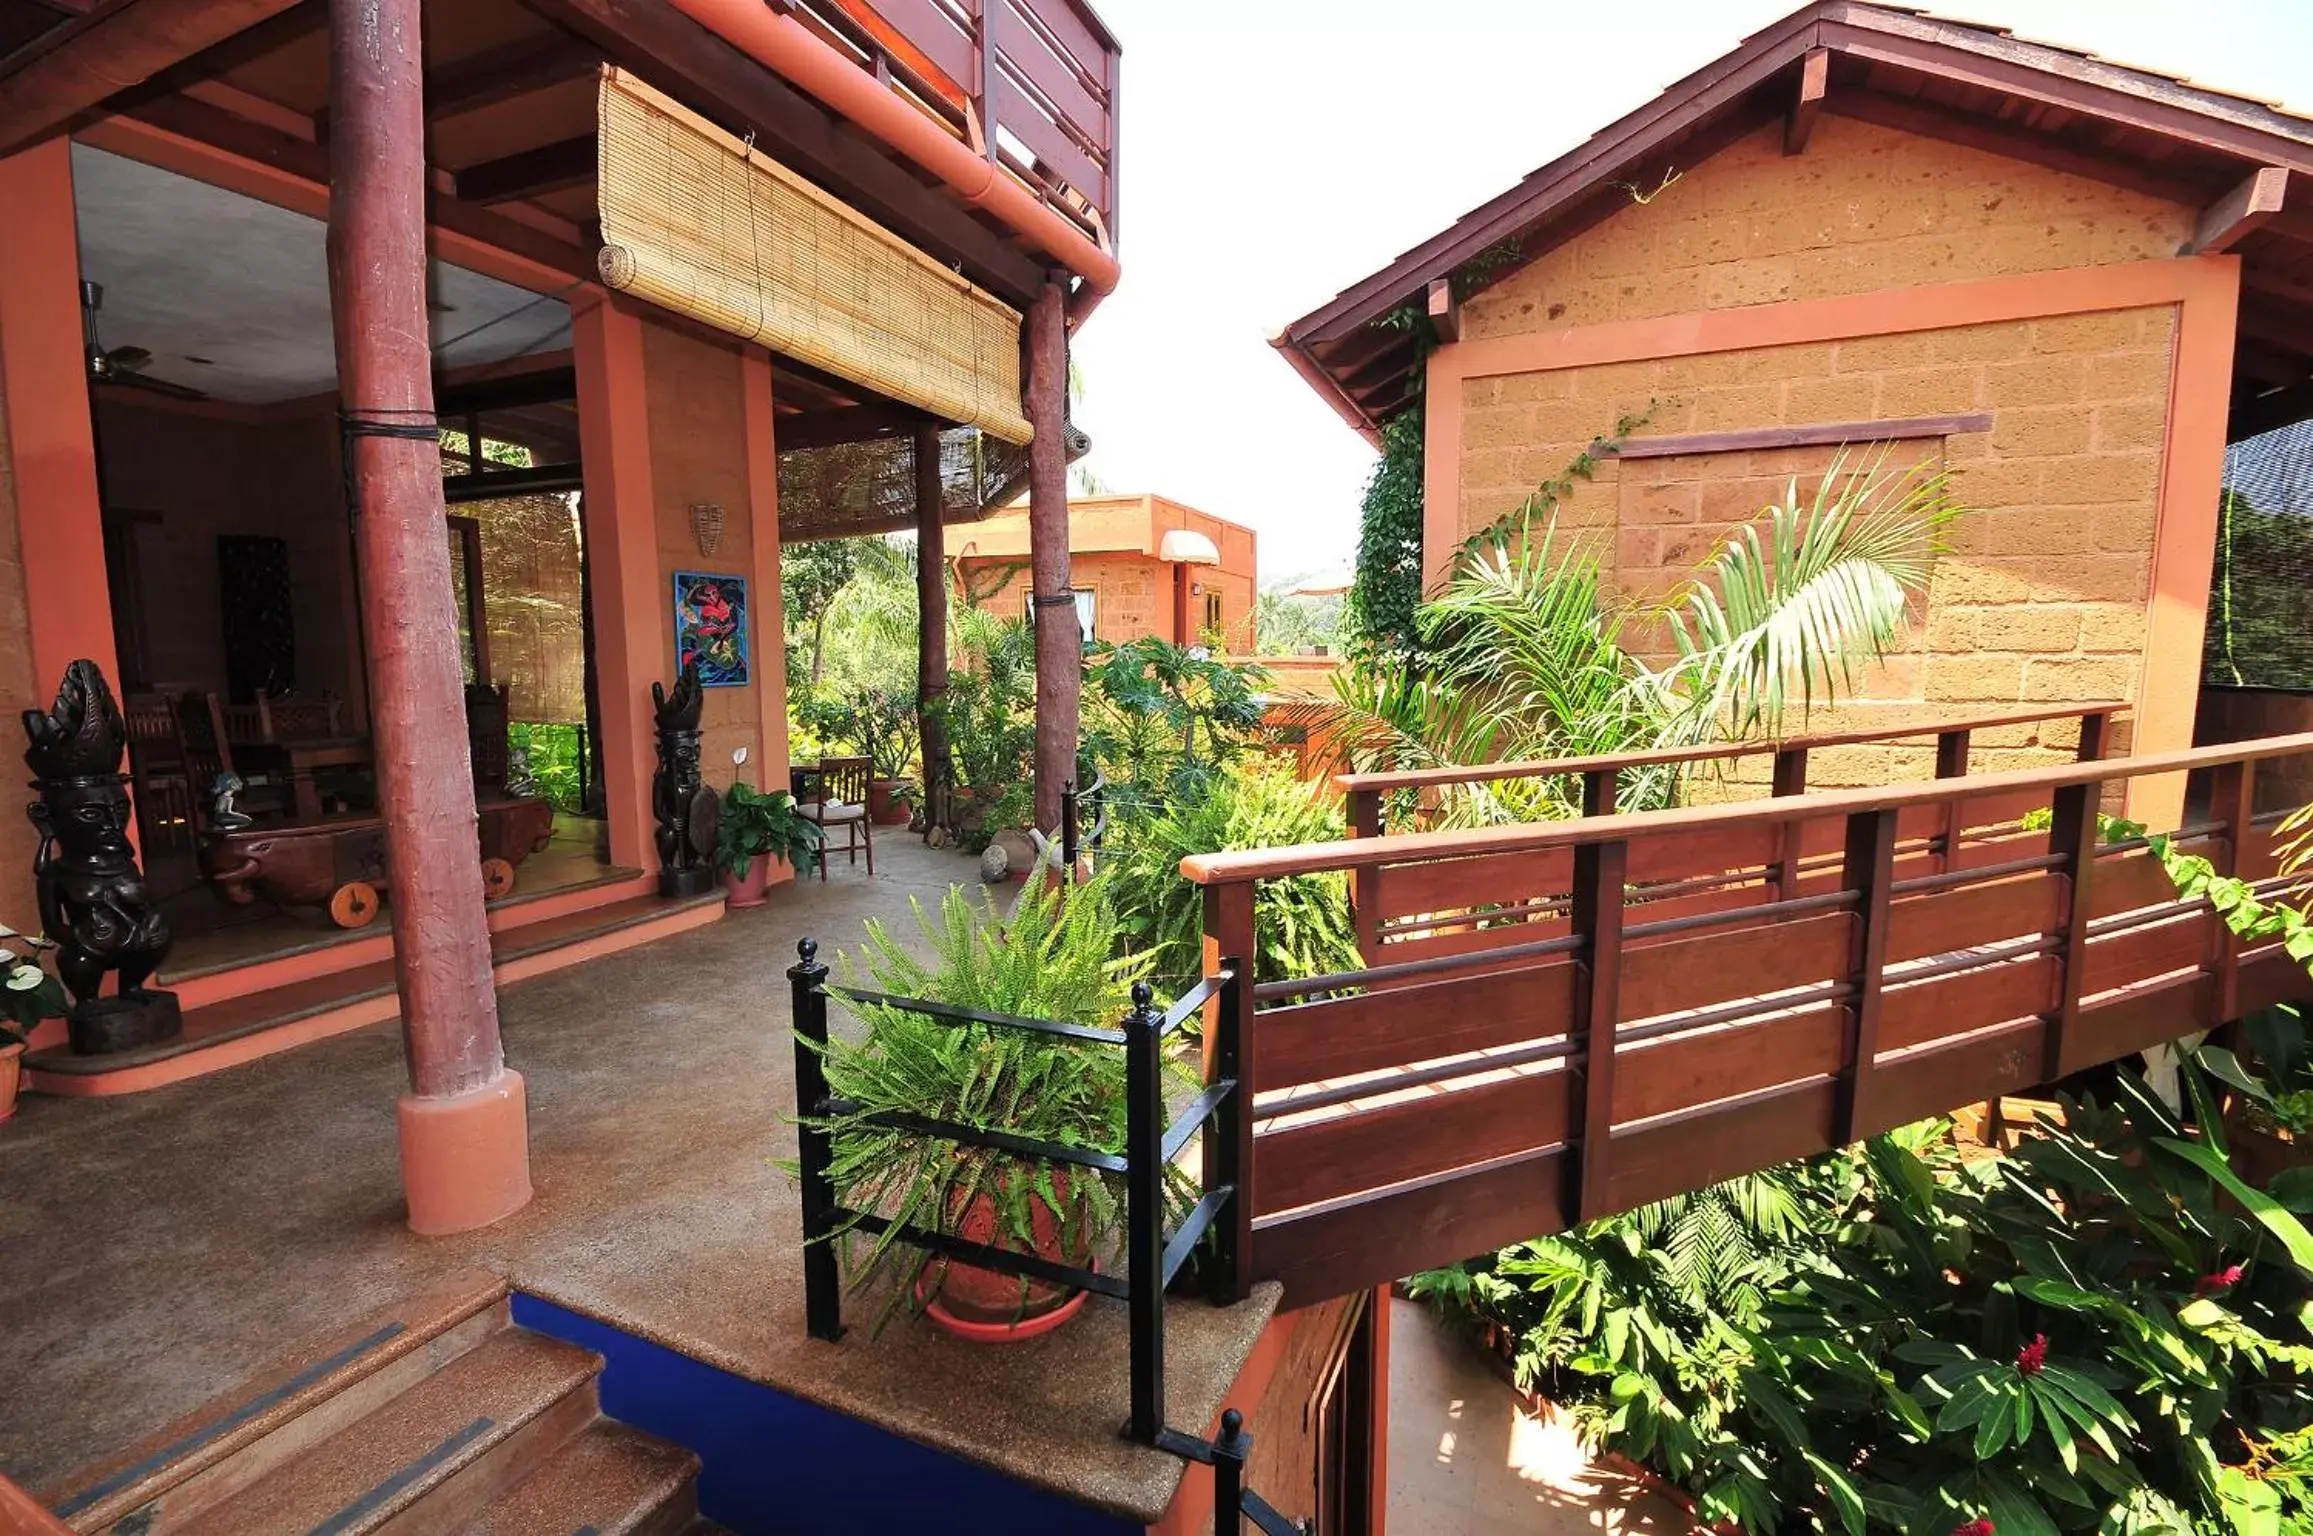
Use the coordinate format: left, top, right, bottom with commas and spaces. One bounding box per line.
1158, 528, 1222, 566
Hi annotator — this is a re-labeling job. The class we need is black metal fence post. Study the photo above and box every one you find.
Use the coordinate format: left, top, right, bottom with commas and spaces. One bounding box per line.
789, 938, 844, 1342
1061, 778, 1080, 876
1124, 980, 1166, 1444
1207, 955, 1249, 1306
1212, 1409, 1248, 1530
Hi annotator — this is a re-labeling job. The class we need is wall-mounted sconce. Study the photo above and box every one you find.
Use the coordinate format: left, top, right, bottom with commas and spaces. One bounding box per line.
690, 503, 724, 557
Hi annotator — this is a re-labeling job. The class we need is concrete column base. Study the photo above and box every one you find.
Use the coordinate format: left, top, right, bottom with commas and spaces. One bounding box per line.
398, 1069, 533, 1236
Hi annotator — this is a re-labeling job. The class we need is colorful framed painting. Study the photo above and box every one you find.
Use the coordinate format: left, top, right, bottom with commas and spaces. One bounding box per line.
673, 571, 750, 688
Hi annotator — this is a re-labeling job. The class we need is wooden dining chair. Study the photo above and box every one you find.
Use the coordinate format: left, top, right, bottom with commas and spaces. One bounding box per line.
254, 693, 345, 742
125, 696, 194, 855
797, 754, 873, 881
174, 692, 285, 830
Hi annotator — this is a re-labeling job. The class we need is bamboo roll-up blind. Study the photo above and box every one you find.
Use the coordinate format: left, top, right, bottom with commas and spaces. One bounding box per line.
596, 67, 1033, 444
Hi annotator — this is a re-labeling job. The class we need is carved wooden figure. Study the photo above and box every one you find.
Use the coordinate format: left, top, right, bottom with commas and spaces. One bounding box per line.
651, 660, 720, 896
21, 660, 182, 1054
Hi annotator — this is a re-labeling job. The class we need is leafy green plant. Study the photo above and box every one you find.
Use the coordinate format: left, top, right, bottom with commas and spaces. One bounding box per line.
506, 722, 587, 815
1345, 405, 1425, 661
714, 780, 821, 877
1300, 441, 1960, 827
1102, 757, 1360, 991
1419, 1046, 2313, 1535
799, 873, 1181, 1325
1082, 637, 1269, 808
0, 923, 68, 1049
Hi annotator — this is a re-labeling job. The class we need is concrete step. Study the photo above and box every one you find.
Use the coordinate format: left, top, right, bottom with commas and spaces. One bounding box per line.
169, 1328, 602, 1536
49, 1270, 510, 1535
464, 1421, 701, 1536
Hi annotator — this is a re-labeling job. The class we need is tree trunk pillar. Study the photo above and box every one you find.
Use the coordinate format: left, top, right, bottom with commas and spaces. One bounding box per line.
914, 427, 949, 823
327, 0, 530, 1236
1025, 277, 1077, 833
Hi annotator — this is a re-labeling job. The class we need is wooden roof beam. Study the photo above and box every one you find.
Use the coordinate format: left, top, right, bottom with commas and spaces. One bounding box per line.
457, 134, 596, 204
1426, 278, 1460, 344
2183, 166, 2289, 255
776, 403, 939, 451
1785, 46, 1827, 155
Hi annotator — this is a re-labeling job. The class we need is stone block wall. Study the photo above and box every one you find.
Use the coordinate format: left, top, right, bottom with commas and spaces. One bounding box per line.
1443, 110, 2204, 791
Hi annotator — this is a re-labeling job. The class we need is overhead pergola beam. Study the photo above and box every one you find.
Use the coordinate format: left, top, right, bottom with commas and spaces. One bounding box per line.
457, 134, 597, 204
2184, 166, 2289, 255
1785, 47, 1827, 155
775, 403, 938, 451
1426, 278, 1460, 345
315, 33, 601, 140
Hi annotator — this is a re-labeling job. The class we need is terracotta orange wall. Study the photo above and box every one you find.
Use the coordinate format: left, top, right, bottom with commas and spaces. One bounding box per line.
955, 495, 1259, 651
1429, 112, 2234, 824
96, 398, 357, 709
0, 278, 44, 927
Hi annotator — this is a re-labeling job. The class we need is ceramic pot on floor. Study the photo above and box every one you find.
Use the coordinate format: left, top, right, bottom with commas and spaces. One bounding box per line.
0, 1041, 23, 1122
918, 1176, 1090, 1341
722, 853, 771, 909
867, 779, 912, 826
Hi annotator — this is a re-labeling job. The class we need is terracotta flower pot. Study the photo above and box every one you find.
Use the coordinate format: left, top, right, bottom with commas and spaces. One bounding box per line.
918, 1176, 1091, 1342
868, 779, 912, 826
721, 853, 772, 909
0, 1042, 23, 1123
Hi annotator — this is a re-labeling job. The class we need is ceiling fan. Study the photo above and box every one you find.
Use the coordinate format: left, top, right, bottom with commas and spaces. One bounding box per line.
80, 280, 209, 401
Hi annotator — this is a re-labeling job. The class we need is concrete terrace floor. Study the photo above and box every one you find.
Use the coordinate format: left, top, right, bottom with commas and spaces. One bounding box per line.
0, 835, 1277, 1526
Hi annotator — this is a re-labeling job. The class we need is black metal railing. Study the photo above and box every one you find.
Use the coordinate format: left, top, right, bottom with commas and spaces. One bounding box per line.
788, 939, 1247, 1445
1060, 760, 1109, 875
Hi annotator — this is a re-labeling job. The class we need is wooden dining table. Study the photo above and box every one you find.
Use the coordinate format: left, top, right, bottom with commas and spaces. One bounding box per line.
230, 734, 374, 820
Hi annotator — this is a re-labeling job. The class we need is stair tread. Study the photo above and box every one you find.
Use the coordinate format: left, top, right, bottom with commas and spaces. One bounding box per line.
464, 1421, 700, 1536
27, 890, 718, 1075
44, 1270, 508, 1529
174, 1329, 600, 1536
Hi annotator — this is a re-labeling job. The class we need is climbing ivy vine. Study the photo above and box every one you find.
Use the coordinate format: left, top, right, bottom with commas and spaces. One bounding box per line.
1343, 405, 1426, 660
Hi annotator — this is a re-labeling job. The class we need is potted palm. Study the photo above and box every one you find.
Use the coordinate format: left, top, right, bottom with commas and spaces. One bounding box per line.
715, 780, 821, 908
803, 872, 1179, 1339
0, 926, 69, 1122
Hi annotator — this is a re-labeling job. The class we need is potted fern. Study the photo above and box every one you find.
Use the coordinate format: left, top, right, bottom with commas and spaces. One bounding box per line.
716, 780, 821, 908
0, 926, 69, 1121
803, 872, 1177, 1339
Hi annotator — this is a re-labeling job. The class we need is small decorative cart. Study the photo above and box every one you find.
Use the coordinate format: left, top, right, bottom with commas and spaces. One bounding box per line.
199, 795, 556, 928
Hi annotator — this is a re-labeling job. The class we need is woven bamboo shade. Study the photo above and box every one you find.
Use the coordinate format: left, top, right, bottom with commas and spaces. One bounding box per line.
776, 419, 1087, 544
596, 67, 1033, 444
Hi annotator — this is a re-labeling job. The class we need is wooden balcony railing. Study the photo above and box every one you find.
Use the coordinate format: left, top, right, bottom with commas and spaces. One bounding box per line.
805, 0, 1119, 240
1333, 702, 2126, 961
1184, 732, 2313, 1307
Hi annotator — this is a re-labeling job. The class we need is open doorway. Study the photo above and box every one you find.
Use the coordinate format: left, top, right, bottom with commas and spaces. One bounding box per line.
70, 140, 606, 979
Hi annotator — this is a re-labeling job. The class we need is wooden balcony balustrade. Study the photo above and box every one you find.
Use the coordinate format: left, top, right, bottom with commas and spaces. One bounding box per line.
1334, 702, 2126, 963
1183, 732, 2313, 1308
803, 0, 1120, 241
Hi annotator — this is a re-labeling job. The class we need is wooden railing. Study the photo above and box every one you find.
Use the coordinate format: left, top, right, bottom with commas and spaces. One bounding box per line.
1334, 702, 2124, 962
1184, 733, 2313, 1307
814, 0, 1119, 239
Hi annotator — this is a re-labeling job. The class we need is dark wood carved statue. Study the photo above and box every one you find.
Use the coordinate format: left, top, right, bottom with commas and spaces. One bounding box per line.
651, 660, 719, 897
23, 660, 182, 1054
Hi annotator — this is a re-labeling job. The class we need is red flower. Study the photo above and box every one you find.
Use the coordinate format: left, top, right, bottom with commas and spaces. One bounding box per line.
2195, 1263, 2246, 1297
1952, 1521, 1995, 1536
2015, 1334, 2048, 1374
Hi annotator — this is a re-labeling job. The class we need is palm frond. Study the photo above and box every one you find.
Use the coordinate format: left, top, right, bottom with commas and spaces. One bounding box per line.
1661, 449, 1958, 740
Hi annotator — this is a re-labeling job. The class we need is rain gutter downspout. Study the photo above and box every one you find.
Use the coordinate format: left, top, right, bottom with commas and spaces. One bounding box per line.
663, 0, 1120, 327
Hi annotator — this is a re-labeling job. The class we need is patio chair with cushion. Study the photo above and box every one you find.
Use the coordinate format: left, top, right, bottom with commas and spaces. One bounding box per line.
797, 754, 873, 881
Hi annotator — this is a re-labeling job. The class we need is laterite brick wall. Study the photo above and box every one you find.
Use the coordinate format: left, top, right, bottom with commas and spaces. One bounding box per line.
1450, 113, 2200, 789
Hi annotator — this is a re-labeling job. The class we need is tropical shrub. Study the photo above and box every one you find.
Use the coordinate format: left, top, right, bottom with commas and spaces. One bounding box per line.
714, 780, 821, 877
1081, 636, 1269, 809
0, 923, 68, 1049
506, 721, 587, 814
801, 873, 1182, 1325
1306, 444, 1961, 827
1411, 1047, 2313, 1536
1102, 757, 1360, 991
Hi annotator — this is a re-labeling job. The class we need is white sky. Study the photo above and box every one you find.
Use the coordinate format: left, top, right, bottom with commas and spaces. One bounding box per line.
1066, 0, 2313, 587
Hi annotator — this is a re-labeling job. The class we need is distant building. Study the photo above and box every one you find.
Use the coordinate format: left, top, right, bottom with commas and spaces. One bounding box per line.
953, 494, 1259, 651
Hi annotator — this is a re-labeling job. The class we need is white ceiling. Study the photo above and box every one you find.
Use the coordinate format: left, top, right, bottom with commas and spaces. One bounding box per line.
70, 144, 572, 404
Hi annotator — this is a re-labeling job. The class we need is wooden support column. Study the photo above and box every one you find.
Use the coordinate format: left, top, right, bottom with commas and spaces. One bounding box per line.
914, 426, 949, 817
1025, 275, 1078, 833
326, 0, 528, 1235
1570, 839, 1627, 1224
742, 349, 791, 831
